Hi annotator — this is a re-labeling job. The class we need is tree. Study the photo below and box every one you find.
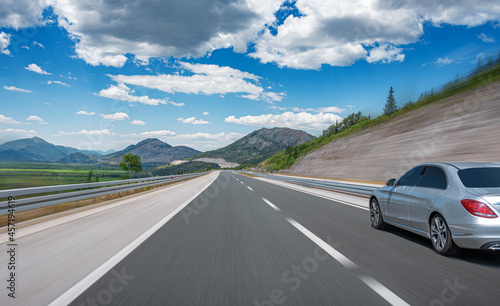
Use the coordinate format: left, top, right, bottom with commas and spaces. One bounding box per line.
486, 56, 494, 68
120, 153, 143, 179
383, 86, 398, 115
85, 170, 94, 183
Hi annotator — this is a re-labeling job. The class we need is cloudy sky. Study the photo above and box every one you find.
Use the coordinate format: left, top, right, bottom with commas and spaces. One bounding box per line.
0, 0, 499, 151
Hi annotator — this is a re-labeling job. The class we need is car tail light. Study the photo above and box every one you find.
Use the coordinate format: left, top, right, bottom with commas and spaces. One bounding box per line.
461, 199, 498, 218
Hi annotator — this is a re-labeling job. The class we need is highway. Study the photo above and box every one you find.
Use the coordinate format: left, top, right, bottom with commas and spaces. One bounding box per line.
2, 171, 500, 305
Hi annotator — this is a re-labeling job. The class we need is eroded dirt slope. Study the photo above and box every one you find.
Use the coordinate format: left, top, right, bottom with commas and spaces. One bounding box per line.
284, 81, 500, 182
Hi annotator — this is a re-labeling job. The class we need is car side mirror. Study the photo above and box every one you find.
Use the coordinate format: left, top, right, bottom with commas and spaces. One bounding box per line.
386, 178, 396, 186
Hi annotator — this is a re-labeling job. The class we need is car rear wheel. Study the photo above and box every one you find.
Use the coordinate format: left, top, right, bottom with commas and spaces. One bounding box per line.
430, 214, 458, 256
370, 198, 386, 230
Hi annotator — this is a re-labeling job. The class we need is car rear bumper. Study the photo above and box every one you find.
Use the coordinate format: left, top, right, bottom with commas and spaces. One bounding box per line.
452, 234, 500, 249
450, 219, 500, 249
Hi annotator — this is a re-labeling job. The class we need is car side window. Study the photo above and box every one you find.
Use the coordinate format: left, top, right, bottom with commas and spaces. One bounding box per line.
418, 166, 447, 190
397, 166, 426, 187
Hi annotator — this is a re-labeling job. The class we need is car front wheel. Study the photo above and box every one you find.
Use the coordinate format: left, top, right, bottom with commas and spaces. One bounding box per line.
370, 198, 386, 230
430, 214, 458, 256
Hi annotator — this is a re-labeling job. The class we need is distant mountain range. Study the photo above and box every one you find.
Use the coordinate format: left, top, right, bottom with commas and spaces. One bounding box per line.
0, 127, 314, 167
0, 137, 200, 165
0, 137, 111, 162
191, 127, 314, 166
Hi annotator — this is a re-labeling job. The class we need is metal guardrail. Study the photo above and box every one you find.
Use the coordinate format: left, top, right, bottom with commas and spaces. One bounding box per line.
0, 172, 207, 214
240, 172, 378, 197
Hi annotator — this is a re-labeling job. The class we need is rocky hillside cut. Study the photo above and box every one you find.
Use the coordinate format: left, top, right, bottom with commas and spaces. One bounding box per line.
284, 81, 500, 183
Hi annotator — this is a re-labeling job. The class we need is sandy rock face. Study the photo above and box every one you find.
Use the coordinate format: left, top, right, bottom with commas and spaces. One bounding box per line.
284, 82, 500, 183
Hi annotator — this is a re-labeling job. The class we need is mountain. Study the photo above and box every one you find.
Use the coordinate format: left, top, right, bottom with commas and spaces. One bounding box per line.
0, 137, 201, 165
102, 138, 201, 166
191, 127, 314, 166
0, 137, 68, 161
0, 137, 109, 162
58, 152, 97, 164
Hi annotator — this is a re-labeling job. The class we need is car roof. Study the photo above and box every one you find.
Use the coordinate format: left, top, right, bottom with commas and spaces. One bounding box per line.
424, 161, 500, 170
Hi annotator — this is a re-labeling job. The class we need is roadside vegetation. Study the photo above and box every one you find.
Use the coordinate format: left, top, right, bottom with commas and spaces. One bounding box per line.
260, 52, 500, 172
150, 161, 220, 176
0, 154, 216, 190
0, 161, 123, 190
120, 153, 143, 179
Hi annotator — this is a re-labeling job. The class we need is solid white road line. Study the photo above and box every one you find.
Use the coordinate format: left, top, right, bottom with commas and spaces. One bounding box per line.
247, 186, 254, 191
49, 173, 217, 306
286, 218, 409, 306
286, 218, 357, 270
262, 198, 281, 211
359, 276, 410, 306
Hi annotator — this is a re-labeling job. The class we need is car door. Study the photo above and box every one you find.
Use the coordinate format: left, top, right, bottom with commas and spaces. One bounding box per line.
386, 166, 426, 226
408, 166, 447, 232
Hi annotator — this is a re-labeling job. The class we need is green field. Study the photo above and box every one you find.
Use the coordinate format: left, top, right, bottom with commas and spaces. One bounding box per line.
0, 161, 124, 190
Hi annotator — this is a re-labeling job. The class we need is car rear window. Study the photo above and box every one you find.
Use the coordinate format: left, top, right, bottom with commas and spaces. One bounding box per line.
458, 167, 500, 188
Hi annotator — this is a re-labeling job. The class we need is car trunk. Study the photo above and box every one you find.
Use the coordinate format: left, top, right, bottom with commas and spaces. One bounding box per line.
466, 188, 500, 206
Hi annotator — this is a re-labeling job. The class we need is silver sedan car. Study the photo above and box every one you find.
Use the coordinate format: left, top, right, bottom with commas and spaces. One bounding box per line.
370, 162, 500, 255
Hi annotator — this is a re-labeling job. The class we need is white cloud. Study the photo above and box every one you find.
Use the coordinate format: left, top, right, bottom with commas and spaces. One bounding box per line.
33, 41, 45, 49
25, 63, 51, 75
26, 115, 48, 125
130, 120, 146, 125
270, 105, 346, 113
269, 105, 286, 111
4, 85, 31, 93
0, 128, 37, 143
51, 0, 282, 67
250, 0, 500, 69
2, 1, 499, 71
225, 111, 343, 130
292, 106, 345, 113
202, 111, 210, 115
0, 0, 48, 29
56, 129, 117, 136
45, 102, 52, 106
0, 114, 21, 124
173, 132, 245, 141
435, 56, 454, 66
177, 117, 210, 125
97, 83, 182, 106
47, 80, 70, 87
366, 44, 405, 64
110, 62, 283, 102
478, 33, 495, 43
76, 110, 95, 116
133, 130, 176, 137
100, 112, 129, 121
0, 32, 11, 55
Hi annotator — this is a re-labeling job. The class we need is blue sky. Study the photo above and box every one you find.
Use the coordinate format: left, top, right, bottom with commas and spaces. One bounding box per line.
0, 1, 499, 151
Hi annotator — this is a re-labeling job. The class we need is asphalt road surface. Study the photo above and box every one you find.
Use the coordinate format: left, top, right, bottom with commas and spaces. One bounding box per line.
64, 171, 500, 305
0, 172, 218, 305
